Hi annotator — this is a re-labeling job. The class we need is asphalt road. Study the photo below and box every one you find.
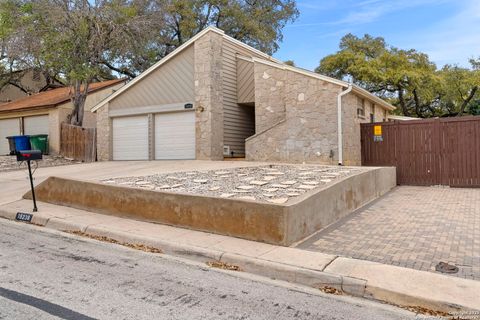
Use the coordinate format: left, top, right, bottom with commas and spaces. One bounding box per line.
0, 219, 416, 320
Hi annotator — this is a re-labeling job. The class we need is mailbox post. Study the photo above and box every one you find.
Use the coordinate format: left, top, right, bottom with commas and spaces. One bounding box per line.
16, 150, 42, 212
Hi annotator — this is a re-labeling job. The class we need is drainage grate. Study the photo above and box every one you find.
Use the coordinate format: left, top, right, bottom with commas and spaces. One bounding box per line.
435, 261, 458, 274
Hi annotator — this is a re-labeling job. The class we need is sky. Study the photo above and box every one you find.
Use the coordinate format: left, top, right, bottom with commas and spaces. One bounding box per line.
273, 0, 480, 71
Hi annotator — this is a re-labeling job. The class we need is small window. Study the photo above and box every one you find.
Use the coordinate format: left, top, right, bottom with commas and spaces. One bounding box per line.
32, 69, 41, 82
357, 98, 365, 118
370, 113, 374, 123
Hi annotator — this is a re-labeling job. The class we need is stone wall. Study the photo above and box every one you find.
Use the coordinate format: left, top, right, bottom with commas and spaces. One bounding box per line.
246, 62, 390, 165
253, 63, 286, 132
247, 64, 343, 164
96, 102, 111, 161
194, 31, 224, 160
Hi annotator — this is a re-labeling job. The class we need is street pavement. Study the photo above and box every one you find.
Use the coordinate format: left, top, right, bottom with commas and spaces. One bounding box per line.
0, 219, 416, 320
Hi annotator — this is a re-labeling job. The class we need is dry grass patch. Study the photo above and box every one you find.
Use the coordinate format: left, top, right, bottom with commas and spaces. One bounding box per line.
206, 260, 242, 271
66, 230, 162, 254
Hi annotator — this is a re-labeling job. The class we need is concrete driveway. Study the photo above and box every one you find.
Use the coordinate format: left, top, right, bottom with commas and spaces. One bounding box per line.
297, 186, 480, 280
0, 160, 264, 206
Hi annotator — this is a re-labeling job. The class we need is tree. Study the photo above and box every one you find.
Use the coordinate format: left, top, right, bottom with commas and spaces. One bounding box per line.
107, 0, 299, 77
316, 34, 479, 117
2, 0, 298, 126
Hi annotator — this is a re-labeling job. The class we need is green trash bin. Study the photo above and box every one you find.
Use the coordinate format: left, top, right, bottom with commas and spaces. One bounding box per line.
29, 134, 49, 155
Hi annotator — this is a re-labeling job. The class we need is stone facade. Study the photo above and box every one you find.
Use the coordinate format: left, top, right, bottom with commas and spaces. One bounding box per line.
253, 63, 286, 132
246, 61, 390, 165
96, 102, 111, 161
194, 31, 224, 160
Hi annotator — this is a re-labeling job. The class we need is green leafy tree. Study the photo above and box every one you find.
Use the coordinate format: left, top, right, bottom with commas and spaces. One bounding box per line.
2, 0, 298, 126
316, 34, 479, 117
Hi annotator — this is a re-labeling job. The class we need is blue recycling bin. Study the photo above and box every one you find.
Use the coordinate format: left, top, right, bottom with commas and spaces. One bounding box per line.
12, 135, 30, 151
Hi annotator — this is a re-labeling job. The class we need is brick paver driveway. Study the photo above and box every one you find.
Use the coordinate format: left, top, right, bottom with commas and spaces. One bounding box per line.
297, 186, 480, 280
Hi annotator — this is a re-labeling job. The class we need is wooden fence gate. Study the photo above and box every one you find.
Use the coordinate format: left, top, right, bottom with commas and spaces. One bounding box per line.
361, 116, 480, 187
60, 123, 96, 162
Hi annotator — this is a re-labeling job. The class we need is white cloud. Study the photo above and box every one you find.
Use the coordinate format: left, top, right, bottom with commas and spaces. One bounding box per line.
399, 0, 480, 67
330, 0, 452, 25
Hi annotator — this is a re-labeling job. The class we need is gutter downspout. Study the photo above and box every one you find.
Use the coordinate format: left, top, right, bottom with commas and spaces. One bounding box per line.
337, 84, 353, 166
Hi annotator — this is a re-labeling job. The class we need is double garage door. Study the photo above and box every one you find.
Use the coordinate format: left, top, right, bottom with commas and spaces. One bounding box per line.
0, 115, 49, 155
112, 112, 195, 160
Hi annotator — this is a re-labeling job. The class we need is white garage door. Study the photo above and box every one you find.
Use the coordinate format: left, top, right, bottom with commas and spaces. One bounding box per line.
24, 115, 49, 135
113, 116, 149, 160
155, 111, 195, 160
0, 118, 21, 155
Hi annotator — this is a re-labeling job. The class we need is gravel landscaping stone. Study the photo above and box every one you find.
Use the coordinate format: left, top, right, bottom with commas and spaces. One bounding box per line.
0, 155, 77, 172
101, 164, 364, 204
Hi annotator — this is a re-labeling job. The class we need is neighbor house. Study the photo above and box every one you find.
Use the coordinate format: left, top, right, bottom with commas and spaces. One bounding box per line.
0, 79, 125, 155
91, 27, 394, 165
0, 68, 63, 104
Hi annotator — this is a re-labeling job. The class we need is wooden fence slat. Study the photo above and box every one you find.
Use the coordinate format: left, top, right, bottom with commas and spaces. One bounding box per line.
361, 116, 480, 187
60, 123, 96, 162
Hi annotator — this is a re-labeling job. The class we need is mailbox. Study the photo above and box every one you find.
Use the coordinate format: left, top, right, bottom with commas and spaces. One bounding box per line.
16, 150, 42, 212
16, 150, 43, 162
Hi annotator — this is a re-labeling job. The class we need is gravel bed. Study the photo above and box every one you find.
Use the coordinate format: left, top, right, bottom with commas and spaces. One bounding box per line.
101, 164, 364, 204
0, 155, 78, 172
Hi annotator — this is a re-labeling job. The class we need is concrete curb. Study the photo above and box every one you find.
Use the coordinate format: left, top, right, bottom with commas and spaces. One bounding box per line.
1, 206, 478, 314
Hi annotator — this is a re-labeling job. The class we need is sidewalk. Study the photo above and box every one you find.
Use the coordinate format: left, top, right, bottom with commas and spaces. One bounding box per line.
1, 199, 479, 314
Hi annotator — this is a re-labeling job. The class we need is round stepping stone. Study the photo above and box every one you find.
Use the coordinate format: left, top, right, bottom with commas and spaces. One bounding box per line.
103, 180, 115, 184
209, 186, 221, 191
263, 188, 279, 192
219, 175, 230, 178
214, 171, 229, 175
233, 189, 250, 193
220, 193, 234, 198
236, 185, 255, 190
268, 197, 289, 204
281, 180, 297, 185
298, 172, 314, 176
270, 184, 289, 188
249, 180, 268, 186
156, 184, 171, 189
237, 196, 256, 201
263, 193, 276, 197
303, 181, 319, 185
267, 172, 285, 176
286, 192, 300, 197
193, 179, 208, 183
298, 185, 316, 190
186, 172, 197, 175
320, 179, 332, 183
263, 176, 277, 181
237, 173, 249, 177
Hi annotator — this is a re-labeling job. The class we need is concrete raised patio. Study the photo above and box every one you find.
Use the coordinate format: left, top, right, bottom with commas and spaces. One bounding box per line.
24, 164, 395, 245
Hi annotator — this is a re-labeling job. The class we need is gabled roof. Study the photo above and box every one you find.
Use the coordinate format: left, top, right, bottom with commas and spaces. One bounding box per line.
0, 79, 125, 113
91, 26, 395, 112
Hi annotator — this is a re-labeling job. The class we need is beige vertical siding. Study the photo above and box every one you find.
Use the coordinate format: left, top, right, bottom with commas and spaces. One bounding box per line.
109, 45, 194, 111
222, 40, 265, 156
237, 58, 255, 104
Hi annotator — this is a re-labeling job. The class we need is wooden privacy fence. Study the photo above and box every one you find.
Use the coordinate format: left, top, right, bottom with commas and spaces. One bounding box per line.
361, 116, 480, 187
60, 123, 96, 162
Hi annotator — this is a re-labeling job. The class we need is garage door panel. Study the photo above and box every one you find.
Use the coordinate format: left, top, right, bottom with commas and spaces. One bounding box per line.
0, 118, 21, 155
155, 112, 195, 160
24, 115, 49, 135
113, 116, 149, 160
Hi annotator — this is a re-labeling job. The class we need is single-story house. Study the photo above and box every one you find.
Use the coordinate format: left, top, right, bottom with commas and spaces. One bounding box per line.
91, 27, 395, 165
0, 79, 125, 155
